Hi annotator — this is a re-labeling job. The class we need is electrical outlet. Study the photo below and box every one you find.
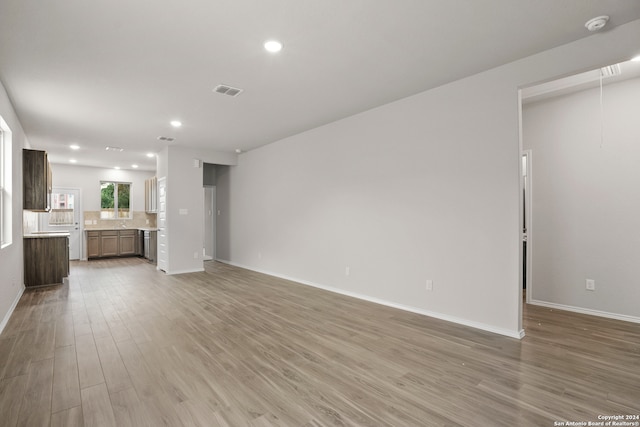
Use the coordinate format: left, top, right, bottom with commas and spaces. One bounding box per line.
586, 279, 595, 291
258, 252, 262, 260
345, 266, 350, 276
426, 279, 433, 291
193, 251, 199, 259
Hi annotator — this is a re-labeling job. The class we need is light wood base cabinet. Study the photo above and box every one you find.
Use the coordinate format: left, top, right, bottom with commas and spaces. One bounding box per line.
87, 232, 100, 258
119, 230, 136, 255
87, 230, 139, 259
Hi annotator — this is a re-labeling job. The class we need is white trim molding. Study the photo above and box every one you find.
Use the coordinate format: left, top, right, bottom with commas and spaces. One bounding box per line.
530, 299, 640, 324
0, 284, 25, 335
164, 267, 205, 275
217, 259, 524, 340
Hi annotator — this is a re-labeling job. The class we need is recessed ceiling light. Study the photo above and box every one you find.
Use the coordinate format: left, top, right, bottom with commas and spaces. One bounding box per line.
69, 144, 80, 150
105, 146, 124, 152
235, 148, 243, 153
631, 55, 640, 62
114, 166, 120, 170
146, 152, 155, 158
69, 159, 77, 163
131, 164, 139, 168
264, 40, 283, 53
170, 120, 182, 128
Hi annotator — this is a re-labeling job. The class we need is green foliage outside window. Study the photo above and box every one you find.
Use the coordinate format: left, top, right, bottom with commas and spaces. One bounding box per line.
101, 182, 131, 219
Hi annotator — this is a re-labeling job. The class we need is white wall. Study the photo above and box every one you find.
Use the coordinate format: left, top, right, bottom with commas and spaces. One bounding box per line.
523, 77, 640, 319
0, 81, 27, 332
158, 145, 236, 274
216, 19, 640, 338
51, 163, 154, 212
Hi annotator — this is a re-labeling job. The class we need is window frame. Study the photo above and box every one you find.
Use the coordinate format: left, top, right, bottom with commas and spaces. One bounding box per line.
0, 127, 4, 246
100, 181, 132, 220
0, 116, 12, 248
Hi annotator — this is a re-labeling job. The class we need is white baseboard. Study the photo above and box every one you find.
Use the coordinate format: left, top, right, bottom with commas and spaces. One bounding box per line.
164, 267, 205, 275
217, 259, 524, 340
0, 284, 25, 335
529, 299, 640, 324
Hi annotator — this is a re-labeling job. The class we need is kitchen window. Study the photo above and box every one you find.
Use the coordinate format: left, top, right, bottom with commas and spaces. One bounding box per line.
100, 181, 131, 219
0, 116, 12, 248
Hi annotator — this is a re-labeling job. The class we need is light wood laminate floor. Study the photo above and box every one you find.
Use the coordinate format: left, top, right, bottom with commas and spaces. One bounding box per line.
1, 258, 639, 426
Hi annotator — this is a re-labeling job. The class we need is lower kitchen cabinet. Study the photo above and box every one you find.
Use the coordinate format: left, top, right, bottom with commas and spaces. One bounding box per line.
87, 231, 100, 258
87, 229, 141, 259
101, 231, 119, 257
24, 235, 69, 287
119, 230, 137, 255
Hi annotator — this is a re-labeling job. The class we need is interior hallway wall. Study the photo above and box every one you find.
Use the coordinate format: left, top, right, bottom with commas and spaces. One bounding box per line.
523, 76, 640, 319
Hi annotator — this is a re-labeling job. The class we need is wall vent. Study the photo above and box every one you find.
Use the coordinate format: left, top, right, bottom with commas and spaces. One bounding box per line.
214, 84, 243, 97
600, 64, 621, 78
157, 136, 175, 142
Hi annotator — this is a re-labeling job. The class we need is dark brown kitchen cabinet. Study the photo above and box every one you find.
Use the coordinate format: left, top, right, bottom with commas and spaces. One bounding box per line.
24, 235, 69, 287
23, 149, 52, 211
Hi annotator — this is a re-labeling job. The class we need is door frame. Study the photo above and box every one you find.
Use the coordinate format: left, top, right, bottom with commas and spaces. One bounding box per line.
522, 150, 533, 304
39, 186, 83, 260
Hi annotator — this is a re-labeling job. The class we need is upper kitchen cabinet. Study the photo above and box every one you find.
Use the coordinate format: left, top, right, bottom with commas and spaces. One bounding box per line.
145, 176, 157, 213
23, 148, 52, 211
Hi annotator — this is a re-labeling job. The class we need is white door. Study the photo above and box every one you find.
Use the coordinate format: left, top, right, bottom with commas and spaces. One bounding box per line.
40, 188, 81, 260
203, 186, 215, 261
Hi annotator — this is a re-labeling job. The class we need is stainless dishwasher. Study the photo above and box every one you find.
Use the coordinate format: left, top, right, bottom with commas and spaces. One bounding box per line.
144, 230, 157, 264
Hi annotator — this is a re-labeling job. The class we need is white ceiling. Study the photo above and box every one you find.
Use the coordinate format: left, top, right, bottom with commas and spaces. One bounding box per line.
1, 1, 640, 171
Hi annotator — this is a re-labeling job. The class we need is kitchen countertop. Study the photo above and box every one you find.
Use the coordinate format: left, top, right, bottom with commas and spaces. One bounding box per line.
24, 232, 71, 238
85, 227, 158, 232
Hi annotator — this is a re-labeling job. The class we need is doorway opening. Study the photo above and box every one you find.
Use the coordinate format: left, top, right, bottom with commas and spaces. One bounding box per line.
518, 56, 640, 326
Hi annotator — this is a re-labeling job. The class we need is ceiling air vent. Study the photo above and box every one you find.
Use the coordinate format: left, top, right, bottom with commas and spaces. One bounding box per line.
600, 64, 621, 78
214, 84, 243, 97
157, 136, 175, 142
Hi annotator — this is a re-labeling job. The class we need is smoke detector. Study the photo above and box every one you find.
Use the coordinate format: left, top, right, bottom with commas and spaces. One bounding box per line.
585, 15, 609, 32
